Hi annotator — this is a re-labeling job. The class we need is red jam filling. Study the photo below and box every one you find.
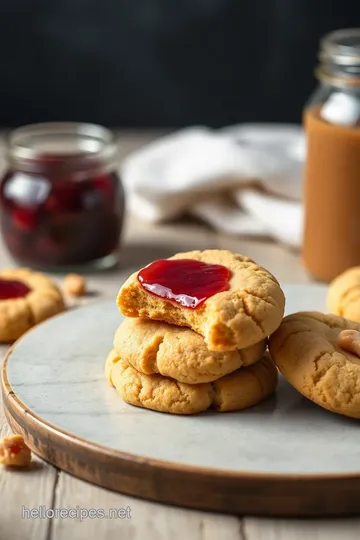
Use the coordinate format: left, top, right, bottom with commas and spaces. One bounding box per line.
0, 278, 31, 300
137, 259, 232, 309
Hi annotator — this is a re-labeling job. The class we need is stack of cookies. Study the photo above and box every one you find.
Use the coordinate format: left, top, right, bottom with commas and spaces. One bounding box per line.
106, 250, 285, 415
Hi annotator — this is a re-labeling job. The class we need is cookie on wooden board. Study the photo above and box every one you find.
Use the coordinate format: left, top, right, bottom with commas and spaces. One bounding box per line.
328, 266, 360, 322
269, 311, 360, 419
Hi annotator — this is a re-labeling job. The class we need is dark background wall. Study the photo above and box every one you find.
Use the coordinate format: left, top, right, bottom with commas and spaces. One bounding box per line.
0, 0, 359, 128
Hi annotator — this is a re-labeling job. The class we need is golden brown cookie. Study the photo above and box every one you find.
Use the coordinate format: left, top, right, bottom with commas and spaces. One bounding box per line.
0, 268, 65, 342
269, 311, 360, 419
117, 250, 285, 351
328, 266, 360, 322
105, 350, 278, 415
113, 318, 266, 384
105, 348, 119, 383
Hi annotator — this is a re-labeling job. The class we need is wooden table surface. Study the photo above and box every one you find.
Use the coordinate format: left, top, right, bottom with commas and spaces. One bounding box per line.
1, 132, 359, 539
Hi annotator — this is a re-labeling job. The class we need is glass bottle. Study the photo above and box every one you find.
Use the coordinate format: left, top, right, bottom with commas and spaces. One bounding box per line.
303, 28, 360, 282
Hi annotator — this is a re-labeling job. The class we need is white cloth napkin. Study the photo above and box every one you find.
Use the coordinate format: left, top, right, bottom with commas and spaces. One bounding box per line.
121, 124, 305, 248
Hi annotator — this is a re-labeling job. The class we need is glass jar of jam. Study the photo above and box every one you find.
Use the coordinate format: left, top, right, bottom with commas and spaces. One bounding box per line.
0, 123, 124, 270
303, 29, 360, 282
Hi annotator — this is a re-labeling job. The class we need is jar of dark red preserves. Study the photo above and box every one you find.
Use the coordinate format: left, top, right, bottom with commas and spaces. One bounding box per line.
0, 123, 124, 270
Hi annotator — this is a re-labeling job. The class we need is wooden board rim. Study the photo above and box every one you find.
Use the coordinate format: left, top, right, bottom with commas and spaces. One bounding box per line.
3, 337, 360, 516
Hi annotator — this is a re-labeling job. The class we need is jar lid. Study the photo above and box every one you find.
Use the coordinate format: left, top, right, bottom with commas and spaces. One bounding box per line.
319, 28, 360, 66
6, 122, 119, 174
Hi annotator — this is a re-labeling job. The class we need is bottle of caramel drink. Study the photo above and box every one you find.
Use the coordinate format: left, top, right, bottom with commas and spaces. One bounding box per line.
303, 29, 360, 282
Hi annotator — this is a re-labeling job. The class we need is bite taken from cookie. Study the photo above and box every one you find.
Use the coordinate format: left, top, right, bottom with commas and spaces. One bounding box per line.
0, 268, 65, 342
269, 311, 360, 419
114, 318, 266, 384
117, 250, 285, 352
106, 350, 278, 415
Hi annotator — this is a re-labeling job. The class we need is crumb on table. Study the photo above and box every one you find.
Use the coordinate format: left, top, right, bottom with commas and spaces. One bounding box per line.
62, 274, 86, 297
0, 434, 31, 467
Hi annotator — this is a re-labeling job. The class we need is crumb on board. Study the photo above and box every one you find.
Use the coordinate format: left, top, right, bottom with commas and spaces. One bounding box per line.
62, 274, 86, 297
0, 434, 31, 467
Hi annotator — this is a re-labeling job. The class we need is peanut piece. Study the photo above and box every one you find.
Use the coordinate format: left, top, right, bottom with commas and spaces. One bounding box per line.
337, 329, 360, 357
63, 274, 86, 297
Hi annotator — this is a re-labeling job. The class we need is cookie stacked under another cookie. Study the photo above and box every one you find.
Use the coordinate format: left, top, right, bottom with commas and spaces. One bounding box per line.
106, 250, 285, 415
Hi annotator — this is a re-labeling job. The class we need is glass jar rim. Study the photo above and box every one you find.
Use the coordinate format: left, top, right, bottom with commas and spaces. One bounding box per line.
6, 122, 119, 174
315, 66, 360, 87
319, 28, 360, 66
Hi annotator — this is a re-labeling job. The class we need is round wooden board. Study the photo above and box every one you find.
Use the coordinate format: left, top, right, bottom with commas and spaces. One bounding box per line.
3, 284, 360, 517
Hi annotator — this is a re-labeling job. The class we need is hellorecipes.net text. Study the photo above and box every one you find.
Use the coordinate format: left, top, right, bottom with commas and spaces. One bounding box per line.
22, 505, 132, 522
